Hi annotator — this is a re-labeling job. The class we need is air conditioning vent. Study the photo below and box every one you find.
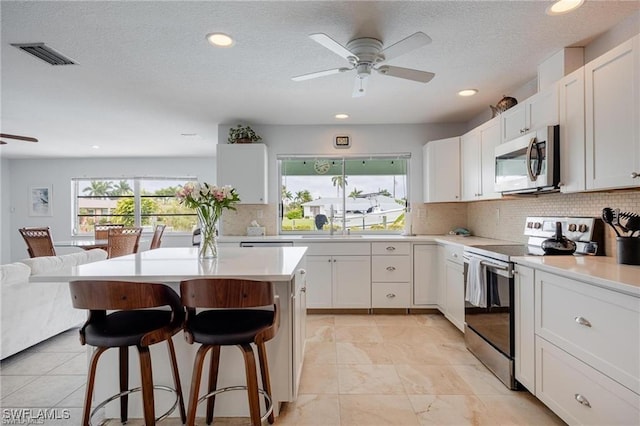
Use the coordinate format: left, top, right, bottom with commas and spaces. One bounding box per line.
10, 43, 76, 65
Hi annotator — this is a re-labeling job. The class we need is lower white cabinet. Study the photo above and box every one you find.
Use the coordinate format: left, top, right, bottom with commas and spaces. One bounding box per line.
413, 244, 438, 305
372, 282, 411, 308
305, 255, 371, 309
292, 264, 307, 397
444, 259, 465, 332
514, 264, 535, 394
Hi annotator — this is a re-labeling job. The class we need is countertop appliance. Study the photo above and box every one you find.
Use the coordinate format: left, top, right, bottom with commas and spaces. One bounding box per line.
462, 216, 603, 390
494, 125, 559, 194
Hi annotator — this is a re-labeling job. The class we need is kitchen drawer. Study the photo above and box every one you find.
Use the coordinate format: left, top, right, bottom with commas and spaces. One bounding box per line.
372, 255, 410, 282
372, 282, 411, 308
536, 337, 640, 426
371, 242, 410, 256
298, 242, 371, 256
443, 244, 463, 265
536, 270, 640, 394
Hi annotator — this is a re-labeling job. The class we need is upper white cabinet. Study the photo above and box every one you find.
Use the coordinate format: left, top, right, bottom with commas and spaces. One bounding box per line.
585, 35, 640, 190
423, 137, 461, 203
501, 85, 559, 143
558, 67, 586, 193
216, 143, 268, 204
461, 118, 502, 201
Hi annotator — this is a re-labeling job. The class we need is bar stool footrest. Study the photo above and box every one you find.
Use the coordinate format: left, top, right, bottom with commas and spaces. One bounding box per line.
90, 385, 179, 426
198, 385, 273, 423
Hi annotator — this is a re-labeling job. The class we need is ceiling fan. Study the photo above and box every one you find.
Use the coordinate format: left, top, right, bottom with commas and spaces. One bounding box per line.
0, 133, 39, 145
292, 32, 435, 97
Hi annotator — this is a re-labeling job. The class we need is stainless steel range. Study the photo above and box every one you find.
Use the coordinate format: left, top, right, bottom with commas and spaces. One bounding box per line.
462, 216, 604, 390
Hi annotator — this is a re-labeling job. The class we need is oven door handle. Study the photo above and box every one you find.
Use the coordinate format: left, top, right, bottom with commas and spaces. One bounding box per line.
463, 254, 511, 277
526, 136, 541, 182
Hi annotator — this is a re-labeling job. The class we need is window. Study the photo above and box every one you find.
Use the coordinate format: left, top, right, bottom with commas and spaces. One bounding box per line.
72, 177, 197, 235
279, 155, 409, 234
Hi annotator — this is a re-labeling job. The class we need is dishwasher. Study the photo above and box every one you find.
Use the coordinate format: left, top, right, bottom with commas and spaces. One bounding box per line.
239, 241, 294, 247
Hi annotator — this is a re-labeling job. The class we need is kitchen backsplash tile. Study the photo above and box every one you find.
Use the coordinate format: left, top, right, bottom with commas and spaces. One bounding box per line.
220, 204, 279, 236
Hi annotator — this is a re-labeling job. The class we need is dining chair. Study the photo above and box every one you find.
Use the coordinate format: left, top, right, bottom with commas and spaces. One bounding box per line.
149, 224, 166, 250
18, 227, 56, 258
94, 223, 125, 240
180, 278, 280, 426
106, 227, 142, 259
68, 280, 186, 425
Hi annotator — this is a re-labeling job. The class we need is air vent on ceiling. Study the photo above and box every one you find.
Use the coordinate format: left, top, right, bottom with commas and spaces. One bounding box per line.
11, 43, 76, 65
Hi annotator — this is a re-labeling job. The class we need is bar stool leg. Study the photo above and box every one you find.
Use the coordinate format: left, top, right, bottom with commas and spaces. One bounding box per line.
206, 346, 221, 425
187, 345, 211, 426
137, 346, 155, 426
83, 347, 107, 426
257, 342, 275, 424
239, 344, 261, 426
119, 346, 129, 423
166, 337, 187, 423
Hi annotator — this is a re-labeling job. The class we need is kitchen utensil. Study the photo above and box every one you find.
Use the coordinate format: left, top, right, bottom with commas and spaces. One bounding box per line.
614, 208, 628, 234
623, 214, 640, 237
602, 207, 622, 237
541, 221, 577, 255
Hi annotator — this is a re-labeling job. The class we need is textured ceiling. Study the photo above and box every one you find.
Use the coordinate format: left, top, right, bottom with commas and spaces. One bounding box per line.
1, 1, 639, 159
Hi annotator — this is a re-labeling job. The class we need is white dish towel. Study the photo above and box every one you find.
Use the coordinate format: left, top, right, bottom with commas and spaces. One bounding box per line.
465, 257, 487, 308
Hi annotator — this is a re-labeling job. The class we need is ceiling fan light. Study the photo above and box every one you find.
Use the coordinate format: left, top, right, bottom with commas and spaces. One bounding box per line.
458, 89, 478, 97
335, 114, 349, 119
206, 33, 234, 47
546, 0, 584, 15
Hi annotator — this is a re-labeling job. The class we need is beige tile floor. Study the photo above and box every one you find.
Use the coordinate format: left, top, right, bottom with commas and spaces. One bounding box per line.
0, 314, 566, 425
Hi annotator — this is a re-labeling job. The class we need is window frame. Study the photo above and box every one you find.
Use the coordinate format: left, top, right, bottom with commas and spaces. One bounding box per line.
71, 176, 197, 236
278, 154, 411, 236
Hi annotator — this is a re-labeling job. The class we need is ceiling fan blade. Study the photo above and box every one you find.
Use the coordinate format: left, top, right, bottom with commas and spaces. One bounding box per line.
0, 133, 38, 142
309, 33, 358, 61
352, 76, 369, 98
0, 141, 7, 145
376, 65, 435, 83
380, 32, 432, 62
292, 67, 351, 82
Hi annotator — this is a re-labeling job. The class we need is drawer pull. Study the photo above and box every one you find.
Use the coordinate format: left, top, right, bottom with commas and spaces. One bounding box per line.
301, 287, 306, 293
386, 293, 396, 299
574, 393, 591, 408
386, 246, 396, 251
299, 269, 306, 275
452, 253, 458, 258
574, 316, 592, 327
386, 266, 396, 271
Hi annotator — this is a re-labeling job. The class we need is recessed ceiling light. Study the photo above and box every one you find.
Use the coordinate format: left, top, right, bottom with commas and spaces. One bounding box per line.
546, 0, 584, 15
91, 145, 100, 149
335, 113, 349, 119
458, 89, 478, 97
206, 33, 234, 47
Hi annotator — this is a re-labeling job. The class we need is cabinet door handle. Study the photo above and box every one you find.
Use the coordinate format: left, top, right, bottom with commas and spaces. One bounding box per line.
386, 293, 396, 299
301, 287, 306, 293
632, 172, 639, 178
333, 259, 337, 263
386, 246, 396, 251
574, 394, 591, 408
299, 269, 306, 275
452, 253, 458, 258
386, 266, 396, 271
574, 316, 592, 327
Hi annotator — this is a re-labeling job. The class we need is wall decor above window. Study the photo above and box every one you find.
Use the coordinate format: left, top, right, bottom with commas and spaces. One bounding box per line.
334, 135, 350, 149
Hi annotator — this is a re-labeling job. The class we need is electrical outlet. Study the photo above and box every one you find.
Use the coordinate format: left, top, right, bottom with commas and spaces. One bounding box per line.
257, 209, 263, 219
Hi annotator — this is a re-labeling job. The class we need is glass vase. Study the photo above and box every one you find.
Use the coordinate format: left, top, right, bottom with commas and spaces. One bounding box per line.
197, 212, 218, 259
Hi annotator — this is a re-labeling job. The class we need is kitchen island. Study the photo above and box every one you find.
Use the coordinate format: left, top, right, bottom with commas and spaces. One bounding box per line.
30, 247, 308, 421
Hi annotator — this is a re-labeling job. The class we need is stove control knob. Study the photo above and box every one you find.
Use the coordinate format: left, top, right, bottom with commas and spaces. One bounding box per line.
527, 222, 533, 228
568, 224, 577, 232
534, 222, 542, 229
578, 224, 588, 233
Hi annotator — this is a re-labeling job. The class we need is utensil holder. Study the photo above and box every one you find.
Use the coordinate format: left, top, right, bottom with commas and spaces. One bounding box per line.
616, 237, 640, 265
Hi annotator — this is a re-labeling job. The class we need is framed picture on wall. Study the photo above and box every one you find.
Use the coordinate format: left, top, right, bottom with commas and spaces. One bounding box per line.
29, 185, 52, 216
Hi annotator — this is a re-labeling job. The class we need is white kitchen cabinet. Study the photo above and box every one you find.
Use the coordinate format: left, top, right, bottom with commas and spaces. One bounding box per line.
436, 245, 446, 309
360, 241, 409, 309
585, 35, 640, 190
292, 263, 307, 397
501, 85, 559, 143
216, 143, 268, 204
413, 244, 438, 306
461, 118, 502, 201
423, 137, 461, 203
305, 255, 371, 309
558, 67, 586, 193
441, 244, 465, 332
514, 264, 535, 394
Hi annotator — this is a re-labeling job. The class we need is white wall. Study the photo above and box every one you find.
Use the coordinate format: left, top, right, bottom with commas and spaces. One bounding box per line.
218, 122, 467, 207
4, 157, 214, 263
1, 158, 11, 263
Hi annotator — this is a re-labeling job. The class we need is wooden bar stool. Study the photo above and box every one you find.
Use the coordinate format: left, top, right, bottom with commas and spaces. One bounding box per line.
69, 280, 187, 426
180, 278, 280, 426
18, 226, 56, 257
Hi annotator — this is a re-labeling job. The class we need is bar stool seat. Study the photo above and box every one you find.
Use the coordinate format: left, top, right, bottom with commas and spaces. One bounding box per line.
69, 280, 187, 426
180, 278, 280, 426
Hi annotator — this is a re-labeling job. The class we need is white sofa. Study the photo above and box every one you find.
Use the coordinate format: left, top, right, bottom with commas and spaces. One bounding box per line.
0, 249, 108, 359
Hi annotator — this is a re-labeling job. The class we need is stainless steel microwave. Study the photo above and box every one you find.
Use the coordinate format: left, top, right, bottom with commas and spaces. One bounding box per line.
494, 125, 560, 194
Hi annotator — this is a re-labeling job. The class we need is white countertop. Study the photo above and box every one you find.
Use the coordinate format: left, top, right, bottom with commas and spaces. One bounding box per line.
220, 234, 521, 246
29, 247, 308, 282
514, 255, 640, 297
